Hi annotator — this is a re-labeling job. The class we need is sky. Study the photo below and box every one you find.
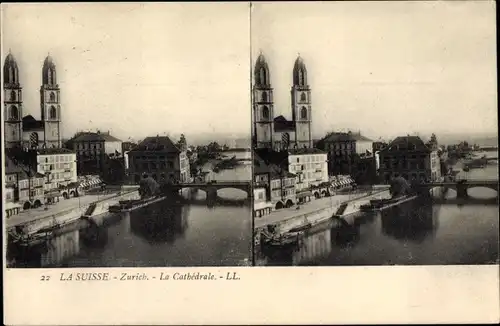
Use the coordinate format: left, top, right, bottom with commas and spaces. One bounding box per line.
2, 3, 251, 143
251, 1, 497, 140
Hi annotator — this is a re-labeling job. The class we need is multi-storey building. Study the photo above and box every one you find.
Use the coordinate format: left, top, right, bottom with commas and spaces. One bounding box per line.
286, 148, 329, 193
253, 186, 273, 218
316, 131, 357, 176
269, 164, 297, 209
3, 53, 64, 150
127, 136, 191, 184
66, 131, 123, 182
252, 53, 313, 151
17, 167, 45, 209
32, 148, 78, 192
378, 136, 441, 183
4, 154, 45, 210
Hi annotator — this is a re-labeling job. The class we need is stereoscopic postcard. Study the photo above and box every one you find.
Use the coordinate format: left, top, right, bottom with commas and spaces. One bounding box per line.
3, 1, 498, 325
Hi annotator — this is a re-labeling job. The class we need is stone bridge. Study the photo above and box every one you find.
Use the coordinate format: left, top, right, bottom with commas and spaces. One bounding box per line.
168, 181, 252, 199
418, 180, 499, 199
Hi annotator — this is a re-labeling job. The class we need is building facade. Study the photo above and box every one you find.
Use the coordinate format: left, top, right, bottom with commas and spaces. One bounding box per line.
127, 136, 191, 184
253, 186, 273, 218
3, 53, 23, 148
316, 132, 357, 176
4, 154, 45, 210
378, 136, 441, 183
286, 148, 329, 193
269, 164, 297, 209
3, 53, 63, 150
252, 53, 313, 151
67, 131, 122, 176
34, 148, 78, 192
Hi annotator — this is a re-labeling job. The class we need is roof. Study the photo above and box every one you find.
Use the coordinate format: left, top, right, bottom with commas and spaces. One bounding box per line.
22, 115, 44, 131
253, 151, 270, 175
4, 153, 44, 179
269, 163, 296, 179
4, 155, 23, 174
71, 131, 122, 143
322, 132, 357, 143
129, 136, 181, 153
380, 136, 431, 154
350, 133, 373, 142
273, 115, 296, 132
36, 148, 75, 155
288, 147, 326, 155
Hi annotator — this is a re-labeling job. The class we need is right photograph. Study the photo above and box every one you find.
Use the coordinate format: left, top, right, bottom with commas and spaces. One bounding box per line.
251, 1, 498, 266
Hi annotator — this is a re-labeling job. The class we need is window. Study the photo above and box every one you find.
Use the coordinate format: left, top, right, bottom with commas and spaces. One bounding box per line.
49, 92, 56, 102
9, 106, 18, 120
261, 92, 268, 102
300, 92, 306, 102
300, 107, 307, 120
262, 106, 269, 119
10, 90, 16, 101
49, 106, 57, 119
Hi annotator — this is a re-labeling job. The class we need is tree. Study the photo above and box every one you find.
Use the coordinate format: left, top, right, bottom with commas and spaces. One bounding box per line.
138, 177, 160, 199
430, 133, 437, 144
177, 134, 187, 151
390, 177, 411, 198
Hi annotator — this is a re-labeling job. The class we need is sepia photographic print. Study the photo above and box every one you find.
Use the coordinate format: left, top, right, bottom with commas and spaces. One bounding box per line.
251, 1, 498, 266
3, 3, 252, 268
2, 1, 499, 325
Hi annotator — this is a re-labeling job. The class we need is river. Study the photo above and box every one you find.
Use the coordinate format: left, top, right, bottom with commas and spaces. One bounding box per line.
10, 151, 252, 267
257, 151, 498, 266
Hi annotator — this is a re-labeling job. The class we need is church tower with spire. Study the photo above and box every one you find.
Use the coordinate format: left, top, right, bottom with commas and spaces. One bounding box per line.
3, 52, 23, 148
40, 54, 62, 148
253, 52, 274, 149
291, 55, 312, 148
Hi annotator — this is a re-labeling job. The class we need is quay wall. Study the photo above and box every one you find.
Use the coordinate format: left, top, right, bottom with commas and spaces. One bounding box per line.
256, 190, 391, 234
13, 191, 140, 234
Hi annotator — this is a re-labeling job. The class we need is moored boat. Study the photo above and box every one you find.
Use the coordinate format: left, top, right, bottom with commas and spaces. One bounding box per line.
359, 195, 417, 212
108, 196, 167, 213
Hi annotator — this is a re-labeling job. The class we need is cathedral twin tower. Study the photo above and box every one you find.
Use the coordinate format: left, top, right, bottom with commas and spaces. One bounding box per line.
3, 52, 62, 149
253, 53, 313, 151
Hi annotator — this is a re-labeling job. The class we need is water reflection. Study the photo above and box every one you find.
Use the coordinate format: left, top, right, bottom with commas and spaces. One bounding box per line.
380, 199, 437, 243
80, 222, 109, 249
129, 199, 189, 244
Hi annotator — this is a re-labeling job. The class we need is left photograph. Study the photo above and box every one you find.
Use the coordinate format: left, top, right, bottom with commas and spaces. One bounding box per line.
3, 3, 252, 267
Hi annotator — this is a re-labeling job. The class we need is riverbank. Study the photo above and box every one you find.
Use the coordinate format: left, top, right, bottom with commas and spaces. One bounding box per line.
254, 188, 391, 233
6, 188, 140, 235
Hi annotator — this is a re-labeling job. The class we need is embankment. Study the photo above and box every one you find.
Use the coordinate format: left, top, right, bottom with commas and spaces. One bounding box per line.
11, 190, 140, 235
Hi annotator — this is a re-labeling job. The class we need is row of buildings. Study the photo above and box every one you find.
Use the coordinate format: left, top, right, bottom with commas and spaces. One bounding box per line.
251, 53, 442, 217
3, 53, 191, 217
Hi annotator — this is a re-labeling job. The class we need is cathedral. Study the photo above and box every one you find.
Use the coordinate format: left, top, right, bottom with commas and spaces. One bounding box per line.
3, 52, 63, 150
252, 52, 313, 151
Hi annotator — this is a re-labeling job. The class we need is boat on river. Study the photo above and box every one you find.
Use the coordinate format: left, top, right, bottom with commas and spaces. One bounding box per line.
260, 228, 305, 248
360, 195, 418, 212
9, 230, 54, 247
108, 196, 167, 213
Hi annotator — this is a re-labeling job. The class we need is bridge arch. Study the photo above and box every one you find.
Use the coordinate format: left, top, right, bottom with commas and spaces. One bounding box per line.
467, 186, 498, 199
192, 186, 251, 199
